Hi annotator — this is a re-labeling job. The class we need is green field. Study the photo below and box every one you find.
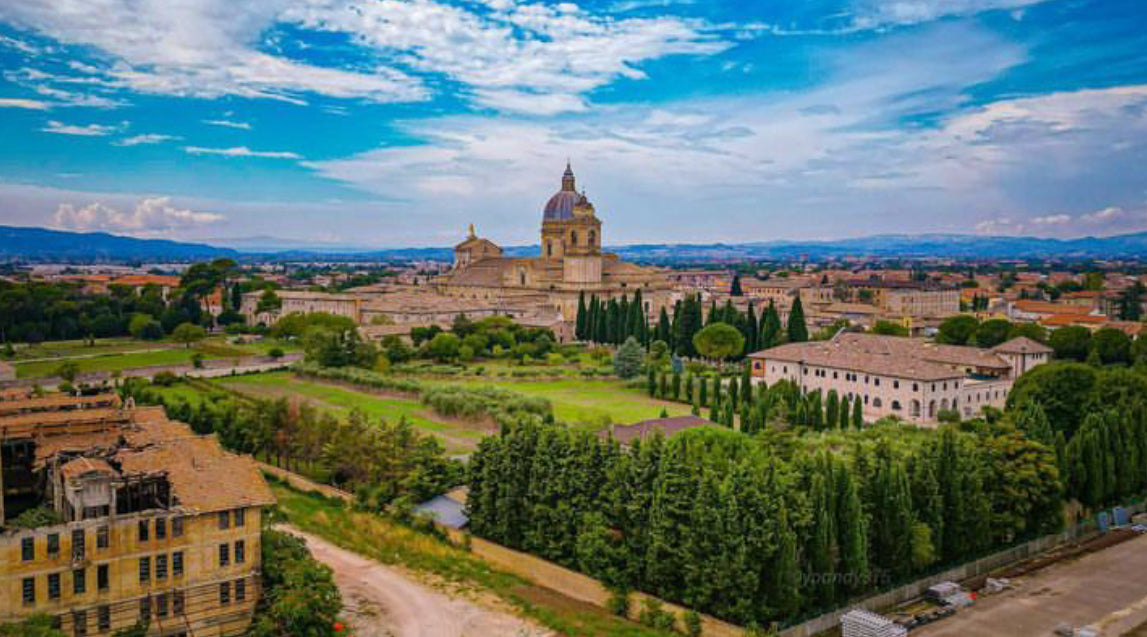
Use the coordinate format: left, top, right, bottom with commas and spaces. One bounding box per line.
218, 372, 488, 455
448, 377, 692, 429
10, 336, 300, 379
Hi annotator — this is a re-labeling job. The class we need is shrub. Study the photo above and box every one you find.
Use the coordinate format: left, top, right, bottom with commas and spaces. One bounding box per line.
267, 347, 284, 359
606, 590, 630, 617
151, 371, 179, 387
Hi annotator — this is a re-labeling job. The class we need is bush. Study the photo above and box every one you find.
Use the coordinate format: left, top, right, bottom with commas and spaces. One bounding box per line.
152, 371, 179, 387
606, 590, 630, 617
683, 610, 703, 637
268, 347, 284, 359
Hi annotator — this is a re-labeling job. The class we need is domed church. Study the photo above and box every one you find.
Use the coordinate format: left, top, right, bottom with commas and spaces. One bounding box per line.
435, 163, 671, 321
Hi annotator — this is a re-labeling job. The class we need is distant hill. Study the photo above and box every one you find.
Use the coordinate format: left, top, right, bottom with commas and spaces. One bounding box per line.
3, 225, 1147, 263
0, 226, 238, 262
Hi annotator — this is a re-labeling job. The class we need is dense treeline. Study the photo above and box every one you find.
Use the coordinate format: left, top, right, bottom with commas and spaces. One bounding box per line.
576, 292, 807, 359
467, 418, 1061, 628
124, 379, 462, 508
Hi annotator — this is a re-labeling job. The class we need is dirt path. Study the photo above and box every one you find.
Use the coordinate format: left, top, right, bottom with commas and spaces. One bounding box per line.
281, 526, 551, 637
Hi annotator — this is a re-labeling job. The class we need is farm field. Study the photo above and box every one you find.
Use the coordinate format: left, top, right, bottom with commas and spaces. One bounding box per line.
217, 372, 488, 455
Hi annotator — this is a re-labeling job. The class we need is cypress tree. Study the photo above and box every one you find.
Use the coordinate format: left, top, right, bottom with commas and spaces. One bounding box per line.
672, 371, 681, 401
852, 397, 863, 429
657, 307, 671, 345
644, 443, 695, 601
731, 273, 744, 297
619, 295, 631, 342
647, 367, 657, 397
761, 301, 782, 349
724, 399, 736, 428
825, 390, 839, 431
836, 463, 869, 597
838, 395, 850, 430
770, 505, 802, 619
741, 364, 752, 406
712, 375, 722, 405
707, 299, 719, 326
709, 396, 720, 423
576, 291, 587, 340
807, 473, 837, 607
746, 303, 759, 353
699, 375, 708, 407
728, 375, 739, 408
787, 296, 809, 343
659, 372, 668, 399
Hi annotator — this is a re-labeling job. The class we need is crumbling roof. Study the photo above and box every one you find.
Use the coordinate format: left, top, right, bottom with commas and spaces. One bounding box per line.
60, 457, 116, 481
116, 437, 274, 513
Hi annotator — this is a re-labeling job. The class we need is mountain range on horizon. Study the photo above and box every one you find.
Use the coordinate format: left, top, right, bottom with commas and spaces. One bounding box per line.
4, 225, 1147, 263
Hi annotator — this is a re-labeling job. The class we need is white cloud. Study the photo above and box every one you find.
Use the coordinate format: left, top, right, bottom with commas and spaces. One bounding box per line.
52, 197, 224, 236
851, 0, 1053, 28
184, 146, 301, 159
203, 119, 252, 130
0, 0, 724, 113
114, 133, 178, 146
0, 97, 50, 109
42, 120, 122, 136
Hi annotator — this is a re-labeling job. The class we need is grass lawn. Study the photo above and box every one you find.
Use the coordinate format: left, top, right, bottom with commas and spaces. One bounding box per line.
448, 377, 693, 429
9, 337, 170, 361
15, 347, 223, 379
270, 480, 675, 637
219, 372, 486, 455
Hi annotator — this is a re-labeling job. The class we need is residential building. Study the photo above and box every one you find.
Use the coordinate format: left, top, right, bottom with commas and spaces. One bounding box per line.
748, 333, 1051, 425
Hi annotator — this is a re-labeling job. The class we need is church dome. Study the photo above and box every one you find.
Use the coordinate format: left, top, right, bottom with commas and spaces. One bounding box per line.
543, 162, 582, 221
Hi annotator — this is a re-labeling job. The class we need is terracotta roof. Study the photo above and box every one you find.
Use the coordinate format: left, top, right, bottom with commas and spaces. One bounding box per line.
441, 257, 511, 287
991, 336, 1053, 355
1040, 313, 1106, 326
60, 457, 116, 480
748, 333, 1009, 381
598, 415, 713, 445
111, 275, 181, 287
116, 436, 274, 514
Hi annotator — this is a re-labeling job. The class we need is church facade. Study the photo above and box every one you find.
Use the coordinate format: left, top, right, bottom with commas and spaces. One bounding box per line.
435, 164, 672, 321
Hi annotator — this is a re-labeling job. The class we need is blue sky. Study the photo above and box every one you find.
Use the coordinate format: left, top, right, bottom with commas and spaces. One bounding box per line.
0, 0, 1145, 249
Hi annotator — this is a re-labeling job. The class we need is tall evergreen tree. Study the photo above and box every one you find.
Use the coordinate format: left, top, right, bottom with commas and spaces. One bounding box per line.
852, 398, 863, 429
576, 291, 587, 340
825, 390, 839, 430
745, 303, 759, 353
731, 273, 744, 297
787, 296, 809, 343
760, 301, 782, 349
657, 307, 672, 345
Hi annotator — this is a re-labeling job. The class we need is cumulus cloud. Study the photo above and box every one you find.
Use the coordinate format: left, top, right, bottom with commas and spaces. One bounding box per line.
184, 146, 301, 159
42, 120, 122, 136
0, 97, 49, 109
52, 197, 224, 236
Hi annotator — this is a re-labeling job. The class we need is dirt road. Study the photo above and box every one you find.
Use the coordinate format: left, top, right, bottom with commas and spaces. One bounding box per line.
281, 526, 551, 637
915, 533, 1147, 636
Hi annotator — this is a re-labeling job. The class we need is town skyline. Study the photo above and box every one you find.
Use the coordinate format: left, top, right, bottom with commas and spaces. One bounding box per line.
1, 0, 1146, 247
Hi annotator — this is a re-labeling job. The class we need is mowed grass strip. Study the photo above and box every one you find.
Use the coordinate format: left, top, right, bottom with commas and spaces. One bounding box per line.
271, 481, 675, 637
447, 377, 693, 428
219, 372, 486, 454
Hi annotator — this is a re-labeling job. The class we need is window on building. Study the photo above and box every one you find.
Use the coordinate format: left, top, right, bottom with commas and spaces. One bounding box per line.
22, 577, 34, 604
219, 543, 230, 567
48, 533, 60, 556
73, 568, 86, 595
138, 520, 149, 542
96, 526, 109, 549
873, 397, 883, 408
97, 565, 109, 591
874, 378, 881, 386
156, 592, 169, 618
140, 596, 151, 621
173, 551, 184, 577
139, 557, 150, 584
235, 578, 247, 603
48, 572, 61, 599
218, 511, 230, 530
21, 537, 33, 562
72, 610, 87, 637
220, 582, 231, 605
98, 606, 110, 632
173, 590, 185, 615
893, 380, 900, 389
913, 383, 919, 392
235, 509, 245, 527
235, 540, 245, 564
892, 400, 902, 411
155, 518, 166, 540
156, 554, 168, 580
72, 529, 86, 561
172, 516, 184, 538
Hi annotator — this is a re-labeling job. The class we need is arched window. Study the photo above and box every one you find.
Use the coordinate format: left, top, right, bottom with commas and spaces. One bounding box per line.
571, 230, 578, 245
911, 399, 921, 417
589, 229, 596, 246
546, 241, 552, 257
873, 397, 883, 408
519, 271, 526, 286
891, 400, 901, 411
